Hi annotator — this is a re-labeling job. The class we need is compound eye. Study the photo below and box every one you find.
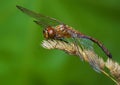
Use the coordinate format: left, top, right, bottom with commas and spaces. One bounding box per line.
48, 29, 54, 35
47, 27, 55, 38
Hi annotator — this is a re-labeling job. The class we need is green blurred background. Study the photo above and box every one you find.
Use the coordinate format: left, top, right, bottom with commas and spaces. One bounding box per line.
0, 0, 120, 85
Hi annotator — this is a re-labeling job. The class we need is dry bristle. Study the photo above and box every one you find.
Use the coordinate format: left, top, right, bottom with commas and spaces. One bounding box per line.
42, 40, 120, 85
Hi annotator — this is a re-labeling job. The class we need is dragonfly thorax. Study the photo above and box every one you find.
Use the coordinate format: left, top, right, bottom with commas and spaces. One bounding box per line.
55, 25, 72, 38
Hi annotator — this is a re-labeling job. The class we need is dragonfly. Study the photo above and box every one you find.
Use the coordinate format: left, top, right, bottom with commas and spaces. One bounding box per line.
16, 5, 112, 58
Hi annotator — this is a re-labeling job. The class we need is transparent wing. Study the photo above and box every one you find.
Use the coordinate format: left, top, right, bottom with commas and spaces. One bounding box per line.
78, 38, 94, 50
16, 5, 64, 28
64, 37, 101, 73
63, 37, 94, 56
77, 38, 101, 73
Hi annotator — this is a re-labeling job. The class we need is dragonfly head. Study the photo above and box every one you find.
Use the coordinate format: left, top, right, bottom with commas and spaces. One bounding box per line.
43, 26, 55, 39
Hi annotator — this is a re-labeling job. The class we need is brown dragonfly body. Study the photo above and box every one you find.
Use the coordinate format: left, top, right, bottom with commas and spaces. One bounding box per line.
16, 5, 112, 58
42, 24, 112, 58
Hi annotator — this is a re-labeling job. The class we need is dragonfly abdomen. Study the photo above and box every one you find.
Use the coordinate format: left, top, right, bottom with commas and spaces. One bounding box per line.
77, 34, 112, 58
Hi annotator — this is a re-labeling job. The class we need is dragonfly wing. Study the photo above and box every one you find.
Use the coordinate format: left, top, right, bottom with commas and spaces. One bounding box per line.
16, 5, 63, 28
75, 38, 101, 73
72, 37, 84, 60
79, 38, 94, 50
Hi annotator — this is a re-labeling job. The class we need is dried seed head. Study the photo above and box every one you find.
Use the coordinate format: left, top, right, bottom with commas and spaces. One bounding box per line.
106, 59, 120, 83
42, 40, 120, 85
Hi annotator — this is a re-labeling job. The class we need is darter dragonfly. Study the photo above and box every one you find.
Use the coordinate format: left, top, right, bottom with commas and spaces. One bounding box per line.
16, 5, 112, 58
